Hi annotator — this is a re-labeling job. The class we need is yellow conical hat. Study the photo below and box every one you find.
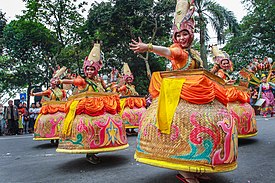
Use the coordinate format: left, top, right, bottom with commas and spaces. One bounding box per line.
83, 42, 103, 72
88, 43, 101, 63
211, 45, 225, 57
174, 0, 189, 29
123, 63, 132, 76
122, 63, 134, 81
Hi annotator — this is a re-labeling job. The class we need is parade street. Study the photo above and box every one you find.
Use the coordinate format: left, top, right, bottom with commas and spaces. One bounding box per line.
0, 117, 274, 183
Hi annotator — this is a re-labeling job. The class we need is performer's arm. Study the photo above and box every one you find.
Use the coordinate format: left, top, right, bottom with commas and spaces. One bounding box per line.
31, 89, 51, 97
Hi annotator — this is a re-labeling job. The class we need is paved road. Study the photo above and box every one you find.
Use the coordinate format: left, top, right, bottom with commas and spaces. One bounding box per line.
0, 116, 274, 183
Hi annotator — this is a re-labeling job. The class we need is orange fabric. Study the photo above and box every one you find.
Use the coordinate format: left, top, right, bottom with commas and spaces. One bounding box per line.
168, 43, 189, 70
41, 89, 52, 98
226, 86, 250, 103
149, 72, 228, 106
217, 70, 226, 80
65, 95, 121, 116
124, 97, 146, 109
73, 76, 88, 90
40, 103, 65, 114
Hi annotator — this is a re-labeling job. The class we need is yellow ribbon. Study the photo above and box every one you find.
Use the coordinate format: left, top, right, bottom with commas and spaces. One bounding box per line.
119, 98, 126, 116
156, 77, 186, 134
62, 100, 79, 136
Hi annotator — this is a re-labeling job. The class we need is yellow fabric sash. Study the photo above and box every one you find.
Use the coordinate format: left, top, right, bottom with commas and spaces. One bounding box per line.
62, 100, 79, 136
119, 98, 126, 116
156, 78, 186, 134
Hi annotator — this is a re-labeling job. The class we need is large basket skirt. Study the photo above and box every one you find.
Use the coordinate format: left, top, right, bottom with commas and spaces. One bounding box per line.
34, 101, 66, 141
135, 70, 238, 173
226, 86, 258, 138
56, 92, 129, 154
120, 96, 147, 129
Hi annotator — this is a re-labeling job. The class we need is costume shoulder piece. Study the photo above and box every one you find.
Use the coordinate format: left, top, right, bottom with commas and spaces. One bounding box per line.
190, 49, 203, 68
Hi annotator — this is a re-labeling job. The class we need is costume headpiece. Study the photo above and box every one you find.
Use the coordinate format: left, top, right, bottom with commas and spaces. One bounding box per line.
172, 0, 195, 47
210, 45, 233, 70
83, 41, 103, 76
122, 63, 134, 82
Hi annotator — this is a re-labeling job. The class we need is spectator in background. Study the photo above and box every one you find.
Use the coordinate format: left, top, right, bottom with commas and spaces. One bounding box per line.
28, 103, 36, 133
0, 104, 6, 136
4, 100, 19, 135
22, 103, 29, 134
33, 102, 41, 127
17, 103, 25, 135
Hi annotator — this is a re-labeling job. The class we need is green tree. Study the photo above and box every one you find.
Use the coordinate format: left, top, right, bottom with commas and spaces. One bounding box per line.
224, 0, 274, 69
195, 0, 239, 68
0, 11, 7, 55
21, 0, 88, 74
84, 0, 174, 94
1, 19, 59, 107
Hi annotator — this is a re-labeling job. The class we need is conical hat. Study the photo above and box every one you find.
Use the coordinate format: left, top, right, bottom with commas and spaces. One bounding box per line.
122, 63, 134, 81
211, 45, 226, 57
83, 42, 103, 73
123, 63, 132, 76
174, 0, 189, 30
88, 43, 101, 63
172, 0, 195, 46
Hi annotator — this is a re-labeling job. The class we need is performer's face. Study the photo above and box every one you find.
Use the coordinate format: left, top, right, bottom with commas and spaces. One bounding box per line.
86, 66, 96, 78
176, 30, 192, 49
126, 77, 133, 83
262, 77, 267, 83
50, 79, 57, 88
221, 59, 230, 69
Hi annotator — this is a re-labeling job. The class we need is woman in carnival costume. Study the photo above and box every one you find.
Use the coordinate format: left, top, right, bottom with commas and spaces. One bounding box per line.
257, 74, 275, 117
56, 41, 128, 164
210, 46, 258, 138
130, 0, 237, 182
31, 68, 67, 144
118, 63, 147, 136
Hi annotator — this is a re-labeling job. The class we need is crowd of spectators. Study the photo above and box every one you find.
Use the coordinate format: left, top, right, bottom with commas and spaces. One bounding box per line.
0, 100, 41, 136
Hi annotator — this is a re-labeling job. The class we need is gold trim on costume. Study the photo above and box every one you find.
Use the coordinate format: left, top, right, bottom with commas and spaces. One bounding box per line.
135, 153, 237, 173
238, 132, 258, 138
56, 144, 129, 154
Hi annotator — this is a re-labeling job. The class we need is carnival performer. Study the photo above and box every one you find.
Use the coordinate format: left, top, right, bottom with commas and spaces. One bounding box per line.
257, 74, 275, 117
106, 67, 122, 93
31, 68, 67, 144
118, 63, 146, 135
209, 45, 235, 85
130, 0, 237, 182
55, 41, 128, 164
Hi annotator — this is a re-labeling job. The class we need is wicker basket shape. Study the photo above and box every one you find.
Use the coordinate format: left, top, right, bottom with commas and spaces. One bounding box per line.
34, 101, 66, 141
226, 86, 258, 138
135, 70, 238, 173
120, 96, 147, 129
56, 92, 129, 153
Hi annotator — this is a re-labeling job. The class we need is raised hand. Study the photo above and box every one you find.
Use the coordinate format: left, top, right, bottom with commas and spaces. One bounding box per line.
129, 37, 148, 53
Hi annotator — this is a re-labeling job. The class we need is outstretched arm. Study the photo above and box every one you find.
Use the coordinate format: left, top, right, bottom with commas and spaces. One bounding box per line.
129, 37, 171, 58
30, 89, 50, 97
58, 79, 74, 85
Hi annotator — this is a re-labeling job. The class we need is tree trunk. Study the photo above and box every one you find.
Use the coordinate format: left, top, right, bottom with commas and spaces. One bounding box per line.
199, 13, 208, 69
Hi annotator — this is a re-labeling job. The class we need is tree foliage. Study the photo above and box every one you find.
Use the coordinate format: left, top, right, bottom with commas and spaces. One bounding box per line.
1, 19, 59, 106
84, 0, 174, 94
224, 0, 274, 70
195, 0, 239, 68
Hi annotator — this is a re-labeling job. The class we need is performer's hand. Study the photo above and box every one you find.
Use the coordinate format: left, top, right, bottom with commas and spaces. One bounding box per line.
129, 37, 148, 53
30, 89, 34, 96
